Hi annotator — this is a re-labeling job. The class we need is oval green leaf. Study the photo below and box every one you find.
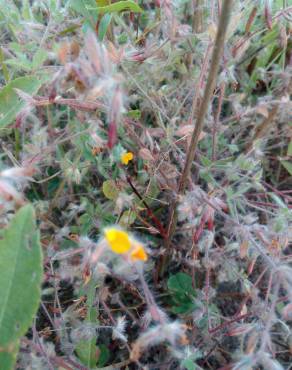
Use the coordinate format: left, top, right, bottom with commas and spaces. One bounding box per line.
0, 76, 45, 128
102, 180, 119, 200
95, 0, 143, 14
0, 205, 43, 369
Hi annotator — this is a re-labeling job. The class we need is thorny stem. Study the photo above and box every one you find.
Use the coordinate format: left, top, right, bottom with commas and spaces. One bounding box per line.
162, 0, 233, 271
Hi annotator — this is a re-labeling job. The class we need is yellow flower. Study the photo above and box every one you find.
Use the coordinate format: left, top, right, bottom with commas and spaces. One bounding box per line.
131, 243, 148, 262
121, 152, 133, 165
104, 228, 131, 254
104, 227, 147, 262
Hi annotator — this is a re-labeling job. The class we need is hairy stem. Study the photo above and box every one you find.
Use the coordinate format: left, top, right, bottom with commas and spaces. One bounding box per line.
163, 0, 234, 268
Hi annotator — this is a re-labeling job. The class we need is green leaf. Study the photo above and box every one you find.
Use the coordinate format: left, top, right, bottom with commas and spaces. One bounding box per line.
4, 59, 32, 72
76, 339, 99, 368
0, 205, 43, 369
167, 273, 197, 314
0, 76, 45, 128
98, 13, 112, 41
0, 340, 19, 370
181, 358, 197, 370
0, 47, 10, 82
172, 291, 193, 305
127, 109, 141, 119
97, 344, 110, 367
171, 302, 197, 314
94, 0, 143, 14
118, 33, 128, 44
96, 0, 108, 5
102, 180, 119, 200
280, 160, 292, 175
287, 141, 292, 157
79, 213, 93, 234
200, 155, 212, 167
119, 209, 136, 227
167, 272, 196, 296
22, 0, 33, 20
32, 49, 48, 69
76, 280, 99, 368
70, 0, 98, 23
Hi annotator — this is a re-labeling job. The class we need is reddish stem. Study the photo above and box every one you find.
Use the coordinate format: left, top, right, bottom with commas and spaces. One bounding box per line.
126, 176, 167, 238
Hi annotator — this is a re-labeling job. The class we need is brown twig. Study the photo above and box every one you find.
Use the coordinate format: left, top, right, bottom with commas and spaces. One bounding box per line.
19, 94, 106, 112
178, 0, 233, 194
162, 0, 233, 272
193, 0, 204, 33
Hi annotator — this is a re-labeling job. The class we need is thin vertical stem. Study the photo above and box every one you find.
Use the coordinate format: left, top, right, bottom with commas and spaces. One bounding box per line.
178, 0, 232, 194
212, 82, 225, 161
193, 0, 204, 33
163, 0, 233, 262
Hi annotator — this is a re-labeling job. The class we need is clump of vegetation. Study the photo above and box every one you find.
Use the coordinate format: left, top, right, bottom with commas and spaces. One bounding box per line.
0, 0, 291, 369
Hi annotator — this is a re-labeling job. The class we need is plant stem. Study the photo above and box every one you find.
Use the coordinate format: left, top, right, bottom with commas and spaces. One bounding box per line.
178, 0, 233, 195
163, 0, 233, 266
14, 128, 21, 159
126, 176, 167, 238
193, 0, 204, 33
212, 82, 225, 161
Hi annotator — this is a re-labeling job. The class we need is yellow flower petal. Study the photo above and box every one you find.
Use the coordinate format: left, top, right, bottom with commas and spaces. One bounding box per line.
130, 244, 148, 262
104, 228, 131, 254
121, 152, 134, 165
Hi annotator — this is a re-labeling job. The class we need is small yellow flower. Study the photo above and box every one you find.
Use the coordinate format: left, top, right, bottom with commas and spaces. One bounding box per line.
121, 152, 133, 165
131, 243, 148, 262
104, 228, 131, 254
104, 227, 148, 262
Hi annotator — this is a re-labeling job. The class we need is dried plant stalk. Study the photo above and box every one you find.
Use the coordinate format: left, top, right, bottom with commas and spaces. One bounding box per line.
193, 0, 204, 33
164, 0, 234, 259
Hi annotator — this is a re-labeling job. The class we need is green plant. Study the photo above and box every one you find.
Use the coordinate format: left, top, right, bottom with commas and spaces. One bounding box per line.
167, 272, 197, 314
0, 205, 43, 370
0, 0, 291, 368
